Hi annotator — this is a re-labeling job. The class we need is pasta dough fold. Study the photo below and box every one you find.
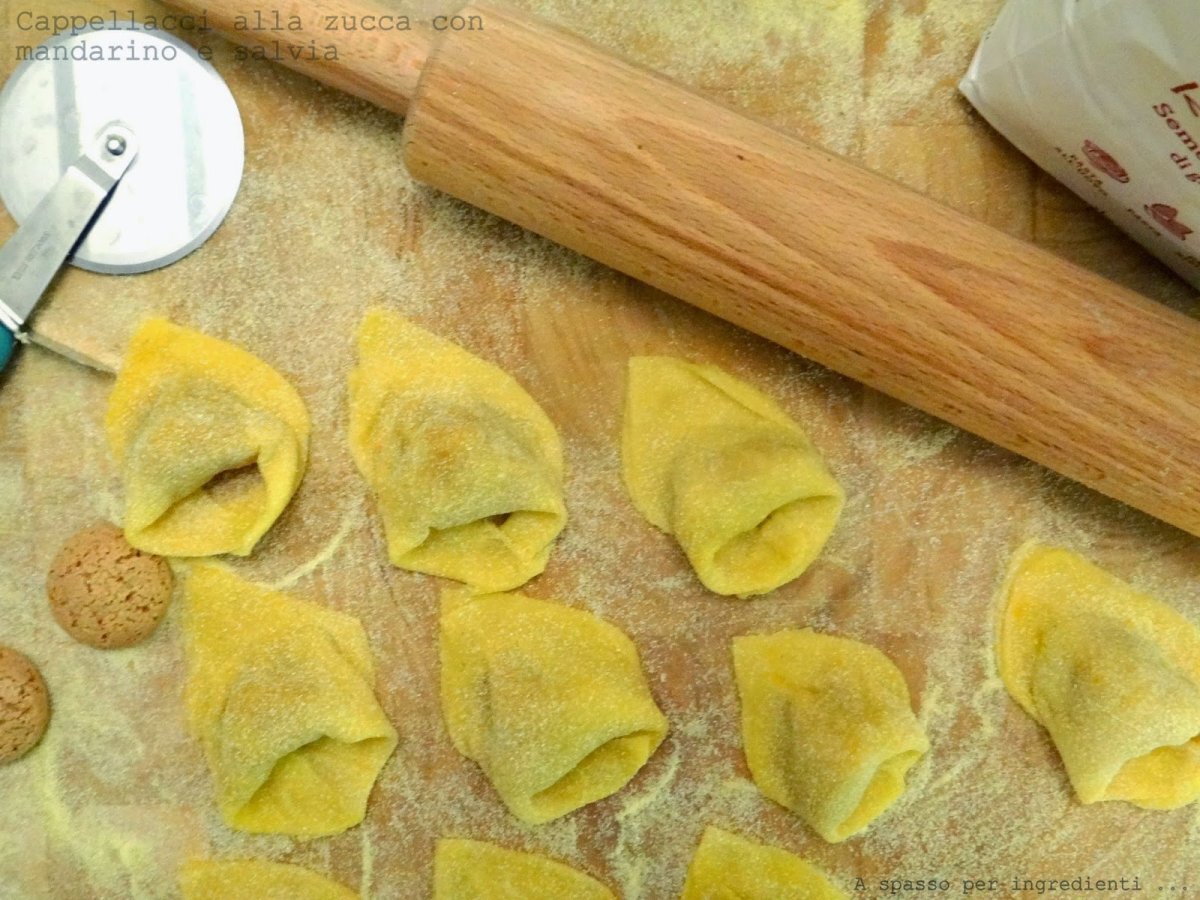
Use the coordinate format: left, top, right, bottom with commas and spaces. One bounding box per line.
106, 318, 310, 557
349, 308, 566, 591
998, 544, 1200, 809
434, 839, 614, 900
440, 589, 668, 824
180, 860, 357, 900
680, 826, 847, 900
183, 565, 397, 838
621, 356, 842, 597
733, 629, 928, 842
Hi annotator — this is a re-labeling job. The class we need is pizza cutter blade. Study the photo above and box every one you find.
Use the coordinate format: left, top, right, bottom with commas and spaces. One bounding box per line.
0, 27, 244, 372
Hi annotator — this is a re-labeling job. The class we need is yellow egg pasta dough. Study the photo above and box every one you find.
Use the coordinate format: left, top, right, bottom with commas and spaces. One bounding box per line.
182, 565, 397, 838
349, 308, 566, 591
105, 318, 310, 557
434, 839, 615, 900
998, 544, 1200, 809
733, 629, 928, 843
621, 356, 842, 597
180, 859, 357, 900
439, 588, 668, 824
679, 826, 847, 900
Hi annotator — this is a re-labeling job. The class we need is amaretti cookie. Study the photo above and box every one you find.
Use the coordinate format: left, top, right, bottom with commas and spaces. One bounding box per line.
47, 521, 173, 649
0, 646, 50, 764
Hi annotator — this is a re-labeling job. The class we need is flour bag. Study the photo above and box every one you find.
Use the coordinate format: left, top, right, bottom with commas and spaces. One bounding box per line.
960, 0, 1200, 289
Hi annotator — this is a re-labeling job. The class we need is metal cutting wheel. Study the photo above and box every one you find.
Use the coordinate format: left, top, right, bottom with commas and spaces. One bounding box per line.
0, 26, 244, 368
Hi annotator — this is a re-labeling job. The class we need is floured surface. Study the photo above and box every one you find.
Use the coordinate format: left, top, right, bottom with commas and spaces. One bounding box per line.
1, 0, 1199, 897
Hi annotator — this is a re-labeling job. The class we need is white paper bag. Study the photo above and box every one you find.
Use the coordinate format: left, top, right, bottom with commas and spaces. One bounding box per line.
960, 0, 1200, 289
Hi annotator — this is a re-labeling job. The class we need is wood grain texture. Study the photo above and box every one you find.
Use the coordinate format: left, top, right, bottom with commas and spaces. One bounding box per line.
401, 3, 1200, 538
27, 327, 122, 374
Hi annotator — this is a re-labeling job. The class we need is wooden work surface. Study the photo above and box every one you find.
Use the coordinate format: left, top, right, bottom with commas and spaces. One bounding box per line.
2, 1, 1199, 896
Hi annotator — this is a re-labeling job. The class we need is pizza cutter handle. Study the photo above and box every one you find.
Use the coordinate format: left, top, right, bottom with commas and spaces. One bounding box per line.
0, 326, 13, 372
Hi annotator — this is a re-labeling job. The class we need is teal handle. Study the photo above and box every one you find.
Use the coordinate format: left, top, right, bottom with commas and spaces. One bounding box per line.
0, 327, 13, 372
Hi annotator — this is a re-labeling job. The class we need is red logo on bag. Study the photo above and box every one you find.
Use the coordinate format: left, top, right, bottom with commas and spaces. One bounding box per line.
1145, 203, 1193, 240
1082, 140, 1130, 183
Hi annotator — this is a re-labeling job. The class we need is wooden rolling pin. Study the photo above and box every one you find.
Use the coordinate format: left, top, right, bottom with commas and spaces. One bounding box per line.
176, 0, 1200, 536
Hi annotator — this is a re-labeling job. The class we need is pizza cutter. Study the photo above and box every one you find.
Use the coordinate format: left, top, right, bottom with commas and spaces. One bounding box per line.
0, 27, 244, 372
